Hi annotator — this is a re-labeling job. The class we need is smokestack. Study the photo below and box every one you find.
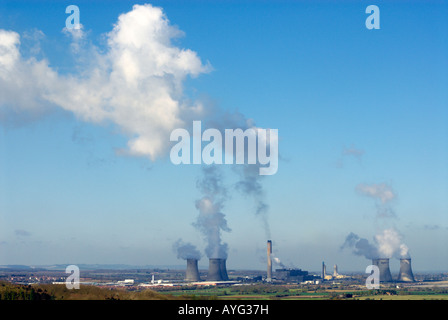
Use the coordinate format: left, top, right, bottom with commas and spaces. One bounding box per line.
267, 240, 272, 282
207, 258, 226, 281
397, 258, 415, 282
186, 259, 201, 281
372, 258, 393, 282
322, 261, 326, 280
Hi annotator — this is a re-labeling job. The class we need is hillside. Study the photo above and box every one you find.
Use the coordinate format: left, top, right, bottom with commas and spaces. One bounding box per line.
0, 281, 182, 300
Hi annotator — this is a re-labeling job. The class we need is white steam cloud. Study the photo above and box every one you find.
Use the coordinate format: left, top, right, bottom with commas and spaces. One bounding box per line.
341, 228, 410, 259
193, 166, 231, 259
0, 4, 210, 160
172, 239, 202, 261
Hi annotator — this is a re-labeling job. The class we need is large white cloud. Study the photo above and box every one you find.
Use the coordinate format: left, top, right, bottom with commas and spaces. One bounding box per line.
0, 4, 211, 160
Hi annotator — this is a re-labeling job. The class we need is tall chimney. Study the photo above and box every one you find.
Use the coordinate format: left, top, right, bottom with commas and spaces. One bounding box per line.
267, 240, 272, 282
322, 261, 326, 281
186, 259, 201, 281
372, 258, 393, 282
397, 258, 415, 282
207, 258, 224, 281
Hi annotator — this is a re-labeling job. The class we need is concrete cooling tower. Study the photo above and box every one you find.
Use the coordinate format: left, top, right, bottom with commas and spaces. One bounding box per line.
372, 258, 393, 282
207, 258, 229, 281
219, 259, 229, 281
186, 259, 201, 281
397, 258, 415, 282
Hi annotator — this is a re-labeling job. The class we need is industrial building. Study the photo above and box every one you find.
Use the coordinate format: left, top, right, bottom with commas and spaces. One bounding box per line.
275, 268, 318, 283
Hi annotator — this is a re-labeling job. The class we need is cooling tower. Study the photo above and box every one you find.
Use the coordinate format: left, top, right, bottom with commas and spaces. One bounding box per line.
219, 259, 229, 281
372, 258, 393, 282
186, 259, 201, 281
207, 258, 227, 281
397, 258, 415, 282
267, 240, 272, 282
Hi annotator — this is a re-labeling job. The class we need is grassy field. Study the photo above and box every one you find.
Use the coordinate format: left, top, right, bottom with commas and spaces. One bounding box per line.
356, 294, 448, 300
161, 285, 448, 300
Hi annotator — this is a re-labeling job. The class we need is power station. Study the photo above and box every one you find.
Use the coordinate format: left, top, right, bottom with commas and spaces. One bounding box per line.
179, 240, 416, 285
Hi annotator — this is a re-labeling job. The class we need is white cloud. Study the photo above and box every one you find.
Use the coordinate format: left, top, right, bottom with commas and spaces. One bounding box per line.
0, 4, 211, 160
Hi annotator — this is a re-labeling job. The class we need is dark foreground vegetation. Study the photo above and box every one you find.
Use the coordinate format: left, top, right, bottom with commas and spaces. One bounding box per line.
0, 281, 180, 300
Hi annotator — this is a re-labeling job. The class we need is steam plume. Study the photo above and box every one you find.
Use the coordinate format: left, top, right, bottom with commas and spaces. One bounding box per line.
356, 183, 396, 218
341, 228, 410, 259
341, 232, 379, 259
172, 238, 201, 260
235, 164, 270, 239
193, 166, 230, 259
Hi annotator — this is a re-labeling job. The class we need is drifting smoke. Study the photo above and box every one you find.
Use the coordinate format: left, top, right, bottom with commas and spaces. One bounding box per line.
193, 166, 231, 259
335, 144, 364, 168
343, 145, 364, 160
271, 253, 286, 268
356, 183, 396, 204
203, 110, 273, 239
235, 164, 270, 239
341, 232, 379, 259
172, 239, 201, 260
341, 228, 410, 259
356, 183, 397, 218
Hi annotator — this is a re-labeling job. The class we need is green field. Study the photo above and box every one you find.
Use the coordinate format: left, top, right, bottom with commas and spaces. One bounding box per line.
357, 295, 448, 300
161, 285, 448, 301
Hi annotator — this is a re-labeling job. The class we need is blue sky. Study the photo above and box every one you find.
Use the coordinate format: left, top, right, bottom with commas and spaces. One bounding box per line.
0, 1, 447, 273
